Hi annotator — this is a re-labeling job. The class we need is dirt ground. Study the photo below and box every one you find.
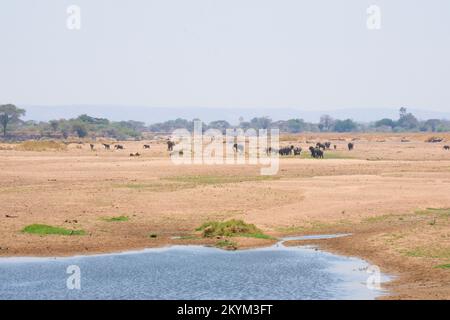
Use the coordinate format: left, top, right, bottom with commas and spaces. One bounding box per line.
1, 132, 450, 299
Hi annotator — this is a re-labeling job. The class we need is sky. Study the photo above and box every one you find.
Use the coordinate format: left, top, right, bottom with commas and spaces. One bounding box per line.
1, 0, 450, 116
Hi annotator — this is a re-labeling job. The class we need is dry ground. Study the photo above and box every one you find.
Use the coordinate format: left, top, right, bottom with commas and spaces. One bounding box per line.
1, 132, 450, 299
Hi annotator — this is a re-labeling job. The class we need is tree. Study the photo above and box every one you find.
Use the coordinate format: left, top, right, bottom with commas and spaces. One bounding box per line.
319, 115, 335, 132
375, 118, 396, 128
208, 120, 231, 133
72, 122, 88, 138
49, 120, 59, 132
422, 119, 441, 132
250, 117, 272, 129
399, 107, 407, 119
0, 104, 26, 136
118, 120, 146, 131
286, 119, 306, 133
77, 114, 109, 125
61, 128, 70, 139
397, 108, 419, 130
334, 119, 358, 132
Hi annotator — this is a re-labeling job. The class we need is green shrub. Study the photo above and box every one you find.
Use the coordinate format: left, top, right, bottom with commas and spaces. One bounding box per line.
102, 216, 129, 222
22, 224, 85, 236
196, 219, 271, 239
215, 239, 238, 250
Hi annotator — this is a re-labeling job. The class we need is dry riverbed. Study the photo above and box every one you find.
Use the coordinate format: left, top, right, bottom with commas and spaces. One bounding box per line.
1, 132, 450, 299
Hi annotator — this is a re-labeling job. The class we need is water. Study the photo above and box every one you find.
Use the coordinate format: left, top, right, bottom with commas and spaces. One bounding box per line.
0, 235, 389, 300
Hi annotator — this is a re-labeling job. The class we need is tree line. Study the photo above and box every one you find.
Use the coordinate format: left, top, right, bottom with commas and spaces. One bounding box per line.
0, 105, 145, 140
1, 104, 450, 140
147, 107, 450, 134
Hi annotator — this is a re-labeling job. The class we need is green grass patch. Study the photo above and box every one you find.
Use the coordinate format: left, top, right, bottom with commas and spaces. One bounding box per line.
404, 248, 429, 258
120, 184, 149, 189
306, 220, 351, 231
381, 233, 405, 244
164, 175, 279, 186
362, 208, 450, 227
434, 264, 450, 269
113, 182, 192, 192
148, 233, 157, 238
405, 247, 450, 259
22, 224, 85, 236
114, 176, 278, 192
363, 214, 399, 223
239, 233, 274, 240
102, 215, 129, 222
196, 219, 270, 239
276, 219, 352, 234
275, 225, 307, 234
308, 221, 334, 230
416, 208, 450, 218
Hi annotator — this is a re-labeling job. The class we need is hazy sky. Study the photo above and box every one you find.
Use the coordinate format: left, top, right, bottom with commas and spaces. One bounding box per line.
1, 0, 450, 112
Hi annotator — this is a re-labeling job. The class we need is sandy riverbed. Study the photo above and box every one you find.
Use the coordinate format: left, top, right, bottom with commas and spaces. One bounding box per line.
1, 132, 450, 299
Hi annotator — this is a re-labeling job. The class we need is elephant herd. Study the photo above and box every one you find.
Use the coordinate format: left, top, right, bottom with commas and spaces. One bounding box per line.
85, 139, 450, 161
268, 141, 354, 159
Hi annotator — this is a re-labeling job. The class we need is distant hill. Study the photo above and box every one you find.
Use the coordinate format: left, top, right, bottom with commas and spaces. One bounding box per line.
23, 105, 450, 125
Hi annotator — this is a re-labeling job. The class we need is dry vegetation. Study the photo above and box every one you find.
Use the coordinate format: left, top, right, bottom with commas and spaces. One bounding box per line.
15, 141, 67, 152
1, 132, 450, 299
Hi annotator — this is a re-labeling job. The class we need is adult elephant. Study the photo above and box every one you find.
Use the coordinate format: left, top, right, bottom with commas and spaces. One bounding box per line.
348, 143, 354, 151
